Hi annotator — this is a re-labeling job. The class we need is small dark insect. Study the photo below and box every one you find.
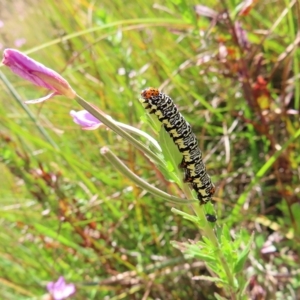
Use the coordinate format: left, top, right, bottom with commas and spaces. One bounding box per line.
140, 87, 215, 204
205, 213, 217, 223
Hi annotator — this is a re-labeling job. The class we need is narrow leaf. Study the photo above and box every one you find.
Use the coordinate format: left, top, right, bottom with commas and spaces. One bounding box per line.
192, 275, 226, 284
214, 293, 230, 300
233, 232, 254, 273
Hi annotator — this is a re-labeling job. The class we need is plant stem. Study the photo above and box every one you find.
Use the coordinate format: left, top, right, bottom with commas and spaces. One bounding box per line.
0, 71, 58, 149
180, 163, 237, 298
113, 120, 161, 152
76, 95, 237, 297
101, 147, 195, 205
75, 95, 162, 165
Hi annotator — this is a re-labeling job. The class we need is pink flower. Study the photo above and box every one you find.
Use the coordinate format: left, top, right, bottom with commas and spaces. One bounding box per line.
14, 38, 27, 48
70, 110, 103, 130
46, 277, 76, 300
2, 48, 76, 103
234, 22, 250, 51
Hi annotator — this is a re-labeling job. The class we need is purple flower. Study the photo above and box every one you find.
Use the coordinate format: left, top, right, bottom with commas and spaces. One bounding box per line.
70, 110, 103, 130
46, 277, 76, 300
2, 49, 76, 102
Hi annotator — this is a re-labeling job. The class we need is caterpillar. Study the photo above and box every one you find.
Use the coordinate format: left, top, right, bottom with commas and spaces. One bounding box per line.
140, 87, 215, 205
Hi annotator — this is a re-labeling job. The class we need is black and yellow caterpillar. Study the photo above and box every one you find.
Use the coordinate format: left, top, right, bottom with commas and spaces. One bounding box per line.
140, 87, 215, 205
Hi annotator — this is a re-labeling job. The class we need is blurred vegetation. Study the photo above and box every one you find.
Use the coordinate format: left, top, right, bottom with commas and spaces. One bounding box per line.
0, 0, 300, 299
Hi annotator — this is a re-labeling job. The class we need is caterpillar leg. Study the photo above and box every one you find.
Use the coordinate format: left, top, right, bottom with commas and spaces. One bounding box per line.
179, 157, 186, 169
197, 194, 210, 205
183, 168, 193, 183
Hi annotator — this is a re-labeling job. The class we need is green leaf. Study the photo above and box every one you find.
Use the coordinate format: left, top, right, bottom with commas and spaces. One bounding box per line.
34, 223, 89, 254
159, 126, 182, 172
192, 275, 227, 285
233, 232, 254, 274
221, 224, 231, 243
239, 278, 252, 298
140, 111, 183, 184
215, 226, 223, 242
193, 252, 216, 263
171, 208, 199, 224
158, 125, 183, 183
214, 293, 229, 300
186, 245, 216, 262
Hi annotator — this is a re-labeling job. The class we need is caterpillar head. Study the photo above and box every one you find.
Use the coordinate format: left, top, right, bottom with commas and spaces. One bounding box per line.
141, 87, 160, 99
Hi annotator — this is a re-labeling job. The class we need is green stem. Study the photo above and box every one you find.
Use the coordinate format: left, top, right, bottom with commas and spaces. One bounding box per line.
75, 95, 162, 165
114, 120, 161, 152
101, 147, 195, 205
77, 94, 237, 296
0, 71, 58, 149
26, 18, 191, 54
179, 153, 237, 298
194, 202, 237, 298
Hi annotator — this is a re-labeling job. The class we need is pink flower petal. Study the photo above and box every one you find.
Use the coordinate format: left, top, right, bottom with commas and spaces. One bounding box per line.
14, 38, 27, 48
194, 5, 218, 18
70, 110, 103, 130
2, 49, 76, 99
24, 92, 56, 104
46, 276, 76, 300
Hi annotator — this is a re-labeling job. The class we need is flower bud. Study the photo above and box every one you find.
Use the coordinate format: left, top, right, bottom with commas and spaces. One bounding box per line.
2, 48, 76, 99
70, 110, 103, 130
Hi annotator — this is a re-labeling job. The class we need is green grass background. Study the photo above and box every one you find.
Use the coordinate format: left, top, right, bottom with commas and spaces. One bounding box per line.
0, 0, 299, 299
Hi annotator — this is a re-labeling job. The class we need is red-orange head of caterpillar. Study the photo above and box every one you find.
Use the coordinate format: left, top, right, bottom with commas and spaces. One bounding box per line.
141, 87, 160, 99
